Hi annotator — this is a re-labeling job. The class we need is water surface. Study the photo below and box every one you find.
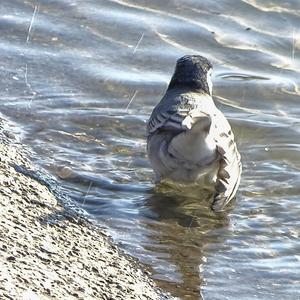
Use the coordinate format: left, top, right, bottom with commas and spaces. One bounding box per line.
1, 0, 300, 299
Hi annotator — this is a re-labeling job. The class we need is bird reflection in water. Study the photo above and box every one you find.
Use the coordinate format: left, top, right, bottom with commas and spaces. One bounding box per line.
144, 185, 233, 300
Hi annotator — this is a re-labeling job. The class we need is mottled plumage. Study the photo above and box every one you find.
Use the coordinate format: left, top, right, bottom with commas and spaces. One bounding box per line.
147, 55, 242, 211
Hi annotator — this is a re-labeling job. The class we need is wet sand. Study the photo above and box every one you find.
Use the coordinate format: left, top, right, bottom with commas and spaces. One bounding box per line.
0, 118, 172, 300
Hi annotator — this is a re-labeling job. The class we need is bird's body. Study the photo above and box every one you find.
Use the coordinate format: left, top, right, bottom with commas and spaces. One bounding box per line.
147, 55, 242, 211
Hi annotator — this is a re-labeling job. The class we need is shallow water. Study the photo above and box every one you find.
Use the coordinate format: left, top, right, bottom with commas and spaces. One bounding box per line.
1, 0, 300, 299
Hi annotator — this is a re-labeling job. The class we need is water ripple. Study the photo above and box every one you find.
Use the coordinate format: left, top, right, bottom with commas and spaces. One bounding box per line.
1, 0, 300, 299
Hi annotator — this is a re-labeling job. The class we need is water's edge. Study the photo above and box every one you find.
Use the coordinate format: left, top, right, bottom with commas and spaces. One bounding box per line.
0, 116, 174, 300
2, 0, 300, 298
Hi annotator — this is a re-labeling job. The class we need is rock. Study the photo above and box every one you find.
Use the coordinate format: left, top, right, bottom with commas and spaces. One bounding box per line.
6, 256, 16, 262
0, 118, 173, 300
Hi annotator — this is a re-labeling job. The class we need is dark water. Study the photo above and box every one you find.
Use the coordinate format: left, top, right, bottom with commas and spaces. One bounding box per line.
1, 0, 300, 299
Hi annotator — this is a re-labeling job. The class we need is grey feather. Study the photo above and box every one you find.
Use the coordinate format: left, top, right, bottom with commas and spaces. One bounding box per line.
147, 55, 242, 210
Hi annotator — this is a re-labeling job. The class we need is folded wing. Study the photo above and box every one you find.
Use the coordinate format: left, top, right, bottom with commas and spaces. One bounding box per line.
212, 128, 242, 211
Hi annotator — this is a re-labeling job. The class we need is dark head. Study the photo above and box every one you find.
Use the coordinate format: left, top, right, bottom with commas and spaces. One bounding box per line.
167, 55, 213, 95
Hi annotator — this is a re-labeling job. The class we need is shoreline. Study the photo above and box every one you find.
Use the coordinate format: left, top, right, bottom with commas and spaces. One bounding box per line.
0, 118, 173, 299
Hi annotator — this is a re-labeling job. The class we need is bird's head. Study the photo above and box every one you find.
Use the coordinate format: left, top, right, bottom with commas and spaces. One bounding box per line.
168, 55, 213, 95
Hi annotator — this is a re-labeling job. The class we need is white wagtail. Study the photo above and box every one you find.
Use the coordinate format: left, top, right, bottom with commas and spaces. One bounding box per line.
147, 55, 242, 211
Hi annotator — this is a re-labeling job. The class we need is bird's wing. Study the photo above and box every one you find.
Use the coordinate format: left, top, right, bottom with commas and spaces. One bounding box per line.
147, 91, 212, 134
147, 109, 187, 134
212, 127, 242, 211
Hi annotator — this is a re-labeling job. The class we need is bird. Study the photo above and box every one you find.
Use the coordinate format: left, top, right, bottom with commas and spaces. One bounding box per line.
146, 55, 242, 211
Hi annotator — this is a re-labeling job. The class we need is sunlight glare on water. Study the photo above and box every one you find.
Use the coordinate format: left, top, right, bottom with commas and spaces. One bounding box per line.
1, 0, 300, 299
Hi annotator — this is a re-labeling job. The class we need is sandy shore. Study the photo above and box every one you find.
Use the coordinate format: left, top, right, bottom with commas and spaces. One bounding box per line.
0, 118, 173, 300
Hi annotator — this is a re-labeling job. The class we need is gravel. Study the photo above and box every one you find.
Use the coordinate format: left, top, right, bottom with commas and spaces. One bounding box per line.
0, 117, 174, 300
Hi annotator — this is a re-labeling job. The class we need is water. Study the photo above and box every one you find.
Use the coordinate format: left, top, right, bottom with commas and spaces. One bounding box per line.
1, 0, 300, 299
